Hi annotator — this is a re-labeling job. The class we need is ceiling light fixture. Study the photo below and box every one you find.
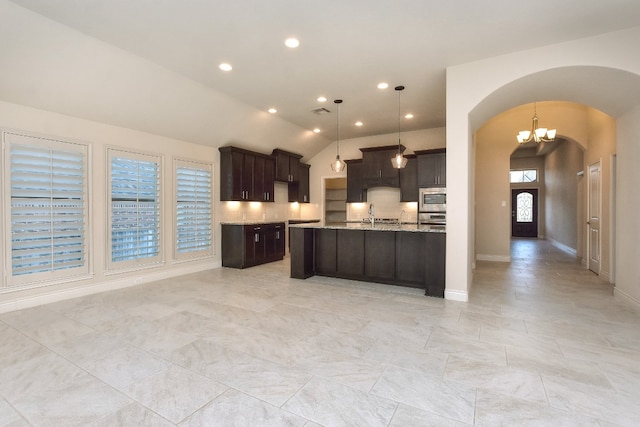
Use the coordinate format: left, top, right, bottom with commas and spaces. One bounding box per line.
268, 108, 277, 114
284, 38, 300, 48
317, 96, 327, 103
313, 128, 321, 133
405, 113, 414, 119
377, 82, 389, 89
330, 99, 346, 172
219, 63, 232, 71
355, 121, 363, 127
516, 103, 556, 144
391, 85, 408, 169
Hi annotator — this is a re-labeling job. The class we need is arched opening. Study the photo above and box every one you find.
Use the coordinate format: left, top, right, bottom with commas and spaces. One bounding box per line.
447, 58, 640, 299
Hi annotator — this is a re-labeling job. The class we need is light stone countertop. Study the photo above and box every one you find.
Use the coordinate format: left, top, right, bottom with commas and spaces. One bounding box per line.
289, 221, 446, 233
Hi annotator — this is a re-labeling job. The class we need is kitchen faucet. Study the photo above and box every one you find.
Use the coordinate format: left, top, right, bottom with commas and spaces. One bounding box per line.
368, 203, 374, 226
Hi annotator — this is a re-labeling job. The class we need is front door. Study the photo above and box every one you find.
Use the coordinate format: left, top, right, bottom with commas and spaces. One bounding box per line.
588, 162, 601, 274
512, 189, 538, 238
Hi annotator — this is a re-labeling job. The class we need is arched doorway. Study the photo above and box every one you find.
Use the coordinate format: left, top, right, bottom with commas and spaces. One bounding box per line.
446, 39, 640, 302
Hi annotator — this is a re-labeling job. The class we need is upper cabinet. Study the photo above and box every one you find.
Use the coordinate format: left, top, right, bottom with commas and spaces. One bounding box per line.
399, 155, 418, 202
288, 163, 310, 203
272, 149, 302, 183
416, 148, 446, 188
219, 146, 275, 202
360, 145, 403, 188
345, 159, 367, 203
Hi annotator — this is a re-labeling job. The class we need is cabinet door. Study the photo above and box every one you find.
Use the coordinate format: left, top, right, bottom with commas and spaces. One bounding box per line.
337, 229, 365, 277
244, 226, 259, 265
395, 231, 426, 287
266, 223, 285, 259
362, 149, 399, 188
315, 228, 337, 275
399, 156, 418, 202
288, 156, 300, 183
263, 157, 275, 202
241, 153, 255, 200
364, 230, 396, 280
425, 232, 446, 297
219, 149, 245, 201
418, 153, 446, 188
253, 155, 265, 202
346, 160, 367, 203
289, 163, 310, 203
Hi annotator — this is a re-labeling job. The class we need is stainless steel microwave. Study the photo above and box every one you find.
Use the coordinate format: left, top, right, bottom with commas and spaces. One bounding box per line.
419, 187, 446, 212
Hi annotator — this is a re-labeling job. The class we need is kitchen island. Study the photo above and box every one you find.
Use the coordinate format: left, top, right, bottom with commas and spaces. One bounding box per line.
289, 221, 445, 297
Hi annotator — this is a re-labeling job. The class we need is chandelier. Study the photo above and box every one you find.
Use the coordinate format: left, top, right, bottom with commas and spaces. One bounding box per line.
391, 85, 408, 169
516, 103, 556, 144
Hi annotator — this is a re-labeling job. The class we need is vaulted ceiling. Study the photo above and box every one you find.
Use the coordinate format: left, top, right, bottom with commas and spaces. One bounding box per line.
7, 0, 640, 146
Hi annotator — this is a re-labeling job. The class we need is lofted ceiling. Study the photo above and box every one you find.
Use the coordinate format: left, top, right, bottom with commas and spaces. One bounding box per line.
7, 0, 640, 148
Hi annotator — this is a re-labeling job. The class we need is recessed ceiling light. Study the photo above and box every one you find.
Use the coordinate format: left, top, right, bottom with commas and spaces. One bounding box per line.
313, 128, 321, 133
355, 121, 363, 127
268, 108, 277, 114
317, 96, 327, 103
219, 63, 232, 71
405, 113, 414, 119
377, 82, 389, 89
284, 38, 300, 48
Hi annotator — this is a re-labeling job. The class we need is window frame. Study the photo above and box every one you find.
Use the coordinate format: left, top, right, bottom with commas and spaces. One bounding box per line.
2, 130, 91, 290
106, 147, 164, 272
509, 168, 538, 183
173, 158, 214, 262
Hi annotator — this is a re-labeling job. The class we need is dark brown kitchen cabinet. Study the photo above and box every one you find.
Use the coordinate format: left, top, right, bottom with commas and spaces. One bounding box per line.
290, 226, 446, 298
272, 149, 302, 183
365, 230, 396, 281
289, 163, 310, 203
360, 145, 403, 188
345, 159, 367, 203
221, 222, 285, 268
399, 155, 418, 202
314, 228, 337, 275
219, 146, 275, 202
337, 229, 365, 277
416, 148, 446, 188
424, 232, 446, 297
395, 231, 426, 288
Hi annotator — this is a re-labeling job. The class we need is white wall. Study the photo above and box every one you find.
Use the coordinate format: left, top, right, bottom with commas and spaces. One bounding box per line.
447, 26, 640, 303
616, 105, 640, 304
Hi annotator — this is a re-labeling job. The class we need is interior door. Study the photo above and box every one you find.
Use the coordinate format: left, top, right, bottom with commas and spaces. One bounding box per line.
511, 189, 538, 238
588, 162, 601, 274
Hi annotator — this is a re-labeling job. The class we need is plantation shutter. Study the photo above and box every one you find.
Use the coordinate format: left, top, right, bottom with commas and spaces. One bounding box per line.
109, 151, 161, 267
6, 133, 88, 286
175, 161, 213, 259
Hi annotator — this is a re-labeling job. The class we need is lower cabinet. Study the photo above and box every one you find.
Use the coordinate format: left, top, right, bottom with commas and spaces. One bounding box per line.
222, 223, 285, 268
291, 227, 445, 297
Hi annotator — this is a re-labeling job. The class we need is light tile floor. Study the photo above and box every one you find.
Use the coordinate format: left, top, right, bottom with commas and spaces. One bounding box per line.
1, 239, 639, 426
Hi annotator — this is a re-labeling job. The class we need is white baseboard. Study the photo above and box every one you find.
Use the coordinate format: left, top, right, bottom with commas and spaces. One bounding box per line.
548, 238, 577, 256
476, 254, 511, 262
445, 289, 469, 302
614, 287, 640, 308
0, 261, 221, 314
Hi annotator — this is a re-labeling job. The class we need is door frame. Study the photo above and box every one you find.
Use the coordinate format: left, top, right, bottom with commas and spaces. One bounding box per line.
587, 160, 601, 275
511, 188, 539, 238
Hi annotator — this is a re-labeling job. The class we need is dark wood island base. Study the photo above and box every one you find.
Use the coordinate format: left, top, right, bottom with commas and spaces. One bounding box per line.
289, 223, 445, 297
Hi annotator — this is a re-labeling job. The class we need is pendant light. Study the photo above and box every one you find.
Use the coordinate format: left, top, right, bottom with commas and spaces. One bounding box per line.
391, 85, 408, 169
330, 99, 346, 172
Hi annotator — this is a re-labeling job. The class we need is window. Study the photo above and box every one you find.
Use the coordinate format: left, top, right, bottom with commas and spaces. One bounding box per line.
108, 149, 161, 269
174, 160, 213, 260
510, 169, 537, 183
516, 192, 534, 222
3, 131, 89, 287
